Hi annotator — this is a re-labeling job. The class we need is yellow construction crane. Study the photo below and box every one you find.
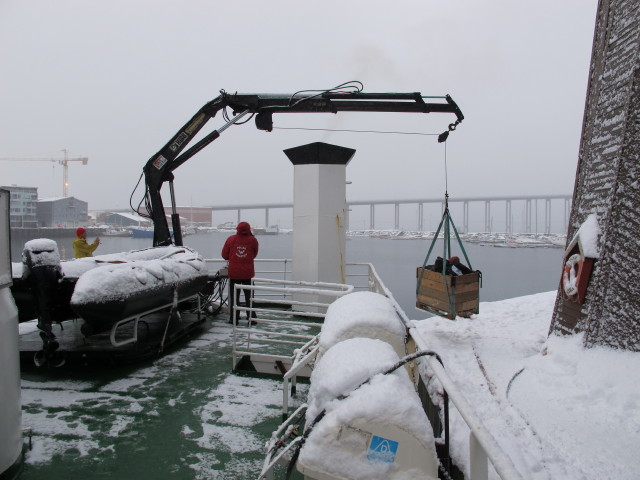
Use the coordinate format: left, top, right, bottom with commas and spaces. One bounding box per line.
0, 149, 88, 197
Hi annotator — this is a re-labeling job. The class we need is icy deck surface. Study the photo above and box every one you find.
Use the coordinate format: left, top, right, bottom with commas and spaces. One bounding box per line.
18, 315, 306, 480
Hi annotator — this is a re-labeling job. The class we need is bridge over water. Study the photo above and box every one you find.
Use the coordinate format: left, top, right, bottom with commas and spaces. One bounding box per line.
211, 194, 572, 234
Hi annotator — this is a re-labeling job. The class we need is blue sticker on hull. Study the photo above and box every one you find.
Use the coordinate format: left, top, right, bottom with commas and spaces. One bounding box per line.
367, 435, 399, 463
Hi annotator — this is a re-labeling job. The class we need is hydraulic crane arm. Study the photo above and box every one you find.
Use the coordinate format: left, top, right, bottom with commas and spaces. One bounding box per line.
142, 88, 464, 247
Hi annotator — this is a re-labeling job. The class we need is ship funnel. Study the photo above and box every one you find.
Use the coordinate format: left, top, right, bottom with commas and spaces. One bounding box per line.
285, 142, 355, 311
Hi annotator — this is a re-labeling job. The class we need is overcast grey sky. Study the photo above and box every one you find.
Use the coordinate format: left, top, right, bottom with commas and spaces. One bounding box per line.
0, 0, 598, 213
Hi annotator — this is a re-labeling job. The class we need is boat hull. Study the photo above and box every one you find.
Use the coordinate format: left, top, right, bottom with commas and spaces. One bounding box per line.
12, 245, 210, 339
130, 228, 155, 238
72, 274, 208, 335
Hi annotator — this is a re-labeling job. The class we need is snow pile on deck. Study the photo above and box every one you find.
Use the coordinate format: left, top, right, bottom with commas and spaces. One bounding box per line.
319, 291, 406, 356
413, 291, 640, 479
301, 337, 437, 480
71, 247, 207, 304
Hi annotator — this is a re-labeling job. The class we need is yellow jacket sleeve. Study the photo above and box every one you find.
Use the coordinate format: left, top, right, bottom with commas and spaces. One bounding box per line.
73, 238, 99, 258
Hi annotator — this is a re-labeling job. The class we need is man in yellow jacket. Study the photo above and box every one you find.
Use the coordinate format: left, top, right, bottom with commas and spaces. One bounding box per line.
73, 227, 100, 258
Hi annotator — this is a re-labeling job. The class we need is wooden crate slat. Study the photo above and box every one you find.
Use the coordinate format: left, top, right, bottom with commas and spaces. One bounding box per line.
417, 293, 451, 306
417, 297, 451, 313
419, 278, 449, 294
416, 302, 455, 319
455, 272, 480, 286
454, 282, 479, 294
457, 299, 479, 311
454, 290, 479, 303
416, 266, 480, 318
417, 269, 452, 292
418, 281, 452, 297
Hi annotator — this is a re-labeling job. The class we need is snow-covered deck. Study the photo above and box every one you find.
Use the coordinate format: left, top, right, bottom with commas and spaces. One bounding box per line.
412, 291, 639, 479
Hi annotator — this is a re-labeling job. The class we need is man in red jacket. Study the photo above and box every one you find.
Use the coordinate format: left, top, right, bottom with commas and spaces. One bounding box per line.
221, 221, 259, 325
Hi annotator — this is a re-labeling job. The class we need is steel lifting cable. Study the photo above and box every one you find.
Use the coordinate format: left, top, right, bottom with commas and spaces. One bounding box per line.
273, 126, 442, 136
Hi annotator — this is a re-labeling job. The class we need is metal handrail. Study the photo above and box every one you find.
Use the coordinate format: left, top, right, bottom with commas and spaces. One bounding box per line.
360, 261, 523, 480
208, 258, 523, 480
229, 277, 351, 370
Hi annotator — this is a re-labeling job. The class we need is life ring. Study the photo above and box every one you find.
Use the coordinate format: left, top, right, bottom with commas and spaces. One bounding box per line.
562, 253, 583, 298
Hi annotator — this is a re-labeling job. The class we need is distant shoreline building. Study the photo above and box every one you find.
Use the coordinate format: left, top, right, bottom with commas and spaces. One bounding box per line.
102, 212, 151, 227
170, 206, 213, 226
1, 185, 38, 228
94, 206, 213, 227
37, 197, 89, 228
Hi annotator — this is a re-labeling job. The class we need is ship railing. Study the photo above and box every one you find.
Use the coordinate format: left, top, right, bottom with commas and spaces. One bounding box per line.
260, 403, 307, 480
109, 292, 201, 348
205, 258, 372, 302
209, 259, 522, 479
205, 258, 294, 303
280, 336, 320, 417
204, 259, 394, 417
355, 261, 523, 480
229, 278, 353, 378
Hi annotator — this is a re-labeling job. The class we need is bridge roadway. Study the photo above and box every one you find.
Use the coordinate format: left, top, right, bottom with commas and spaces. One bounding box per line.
210, 194, 572, 234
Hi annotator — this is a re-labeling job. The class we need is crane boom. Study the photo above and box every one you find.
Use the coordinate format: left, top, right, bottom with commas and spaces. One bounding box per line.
142, 87, 464, 247
0, 149, 88, 196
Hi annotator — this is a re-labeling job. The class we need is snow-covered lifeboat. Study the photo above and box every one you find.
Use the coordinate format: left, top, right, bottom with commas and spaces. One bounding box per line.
317, 291, 407, 361
11, 243, 209, 336
69, 246, 208, 335
298, 337, 439, 480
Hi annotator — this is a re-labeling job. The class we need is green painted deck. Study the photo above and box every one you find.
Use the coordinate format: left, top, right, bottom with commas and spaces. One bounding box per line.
19, 313, 308, 479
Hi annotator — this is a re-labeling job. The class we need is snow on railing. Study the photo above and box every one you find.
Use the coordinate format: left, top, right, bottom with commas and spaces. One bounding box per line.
357, 261, 523, 480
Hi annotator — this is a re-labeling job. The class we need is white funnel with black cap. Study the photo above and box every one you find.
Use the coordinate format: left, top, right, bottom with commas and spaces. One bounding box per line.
284, 142, 355, 297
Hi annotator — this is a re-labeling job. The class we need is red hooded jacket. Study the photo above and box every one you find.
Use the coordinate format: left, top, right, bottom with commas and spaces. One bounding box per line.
221, 222, 259, 280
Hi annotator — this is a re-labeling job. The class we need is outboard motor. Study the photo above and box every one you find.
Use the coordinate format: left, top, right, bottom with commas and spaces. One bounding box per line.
22, 239, 65, 367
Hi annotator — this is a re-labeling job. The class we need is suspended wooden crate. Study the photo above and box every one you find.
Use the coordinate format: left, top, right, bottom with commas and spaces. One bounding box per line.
416, 268, 480, 319
416, 195, 481, 319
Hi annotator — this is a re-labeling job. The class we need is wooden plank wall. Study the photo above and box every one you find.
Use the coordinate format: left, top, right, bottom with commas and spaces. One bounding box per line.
550, 0, 640, 351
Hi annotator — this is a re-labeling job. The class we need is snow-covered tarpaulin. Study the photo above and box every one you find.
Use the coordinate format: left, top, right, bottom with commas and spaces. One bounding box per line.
70, 246, 207, 305
301, 337, 437, 480
11, 244, 201, 281
319, 291, 407, 357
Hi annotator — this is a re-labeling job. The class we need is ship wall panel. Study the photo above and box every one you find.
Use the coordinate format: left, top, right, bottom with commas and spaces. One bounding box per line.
551, 0, 640, 351
585, 64, 640, 349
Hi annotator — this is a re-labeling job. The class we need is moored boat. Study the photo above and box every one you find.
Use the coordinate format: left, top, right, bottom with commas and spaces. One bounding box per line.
130, 227, 155, 238
101, 227, 133, 237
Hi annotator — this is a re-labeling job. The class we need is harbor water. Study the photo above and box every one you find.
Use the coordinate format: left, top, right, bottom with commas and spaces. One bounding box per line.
9, 230, 564, 479
10, 230, 564, 316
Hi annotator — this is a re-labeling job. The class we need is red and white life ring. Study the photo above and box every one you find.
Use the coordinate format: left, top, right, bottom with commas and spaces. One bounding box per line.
562, 253, 583, 298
